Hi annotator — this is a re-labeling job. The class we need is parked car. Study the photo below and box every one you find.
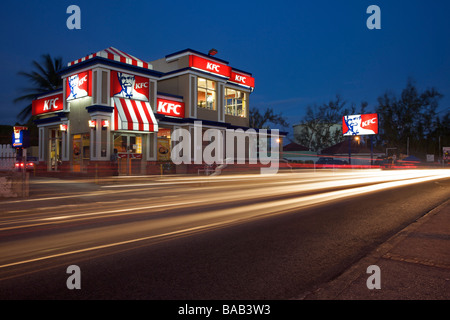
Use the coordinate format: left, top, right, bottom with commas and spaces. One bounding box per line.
316, 157, 348, 165
15, 156, 38, 171
316, 157, 334, 164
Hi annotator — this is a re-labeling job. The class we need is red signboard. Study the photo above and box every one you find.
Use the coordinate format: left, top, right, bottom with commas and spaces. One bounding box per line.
111, 71, 149, 101
343, 113, 378, 136
157, 98, 185, 118
32, 92, 64, 116
189, 55, 231, 78
229, 70, 255, 88
66, 71, 91, 101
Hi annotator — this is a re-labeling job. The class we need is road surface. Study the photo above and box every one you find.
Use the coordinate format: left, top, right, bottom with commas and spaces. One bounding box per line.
0, 169, 449, 299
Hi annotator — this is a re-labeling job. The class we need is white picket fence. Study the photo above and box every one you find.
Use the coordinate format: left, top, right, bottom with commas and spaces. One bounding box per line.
0, 144, 15, 170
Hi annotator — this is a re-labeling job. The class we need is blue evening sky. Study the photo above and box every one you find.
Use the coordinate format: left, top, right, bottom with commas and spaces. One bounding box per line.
0, 0, 449, 134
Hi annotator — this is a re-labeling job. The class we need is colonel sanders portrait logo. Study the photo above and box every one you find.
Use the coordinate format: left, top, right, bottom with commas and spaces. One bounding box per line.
112, 72, 149, 101
343, 114, 378, 136
66, 73, 89, 100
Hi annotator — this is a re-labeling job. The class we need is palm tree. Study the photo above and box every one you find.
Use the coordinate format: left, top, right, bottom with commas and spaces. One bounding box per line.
14, 54, 63, 123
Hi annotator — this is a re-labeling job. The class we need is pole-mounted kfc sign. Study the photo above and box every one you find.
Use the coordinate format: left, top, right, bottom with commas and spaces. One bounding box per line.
343, 113, 378, 136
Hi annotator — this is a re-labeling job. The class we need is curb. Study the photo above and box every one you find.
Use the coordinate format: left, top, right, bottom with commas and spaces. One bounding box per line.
299, 199, 450, 300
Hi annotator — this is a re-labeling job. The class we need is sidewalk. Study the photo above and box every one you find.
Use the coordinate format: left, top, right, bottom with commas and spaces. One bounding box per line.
303, 199, 450, 300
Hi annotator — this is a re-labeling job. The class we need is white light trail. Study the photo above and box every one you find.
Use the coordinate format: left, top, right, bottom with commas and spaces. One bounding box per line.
0, 169, 448, 270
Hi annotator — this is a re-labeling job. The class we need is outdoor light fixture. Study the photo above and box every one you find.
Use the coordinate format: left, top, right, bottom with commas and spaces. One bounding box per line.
208, 48, 218, 56
89, 120, 96, 128
102, 120, 109, 128
60, 124, 67, 131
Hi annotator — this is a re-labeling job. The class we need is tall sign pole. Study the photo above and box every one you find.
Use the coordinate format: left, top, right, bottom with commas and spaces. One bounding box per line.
348, 136, 352, 165
370, 135, 374, 165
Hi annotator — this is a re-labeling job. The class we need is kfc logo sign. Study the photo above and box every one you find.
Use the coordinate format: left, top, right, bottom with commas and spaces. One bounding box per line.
135, 82, 148, 89
111, 71, 149, 101
230, 71, 255, 88
343, 113, 378, 136
189, 55, 231, 78
189, 55, 255, 88
235, 75, 246, 83
44, 98, 60, 111
32, 92, 64, 116
157, 98, 185, 118
207, 62, 220, 72
362, 117, 377, 127
78, 74, 88, 85
66, 71, 90, 101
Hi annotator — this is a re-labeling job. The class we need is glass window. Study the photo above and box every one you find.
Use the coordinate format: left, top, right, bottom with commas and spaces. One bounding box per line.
114, 135, 128, 153
225, 88, 246, 117
113, 134, 142, 154
157, 128, 171, 139
82, 133, 90, 159
198, 77, 216, 110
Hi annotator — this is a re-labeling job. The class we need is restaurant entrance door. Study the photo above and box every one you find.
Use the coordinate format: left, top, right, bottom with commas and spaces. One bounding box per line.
48, 128, 62, 171
113, 133, 143, 175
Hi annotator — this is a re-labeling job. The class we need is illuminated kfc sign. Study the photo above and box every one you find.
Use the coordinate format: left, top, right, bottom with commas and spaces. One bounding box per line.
229, 70, 255, 88
343, 113, 378, 136
66, 71, 90, 101
189, 55, 231, 78
111, 71, 149, 101
32, 92, 64, 116
189, 55, 254, 89
157, 98, 185, 118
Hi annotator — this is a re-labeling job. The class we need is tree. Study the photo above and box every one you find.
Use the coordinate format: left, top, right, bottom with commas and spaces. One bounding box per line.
432, 111, 450, 159
14, 54, 63, 123
295, 95, 364, 152
249, 107, 289, 129
376, 79, 443, 157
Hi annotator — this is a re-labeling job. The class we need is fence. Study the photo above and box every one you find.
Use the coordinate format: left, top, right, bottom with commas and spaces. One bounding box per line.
0, 144, 15, 170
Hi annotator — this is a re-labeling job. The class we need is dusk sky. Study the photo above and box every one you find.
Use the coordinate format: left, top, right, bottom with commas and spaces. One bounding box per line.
1, 0, 449, 134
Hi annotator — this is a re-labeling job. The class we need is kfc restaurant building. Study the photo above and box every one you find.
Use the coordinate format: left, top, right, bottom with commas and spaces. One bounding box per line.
32, 47, 263, 175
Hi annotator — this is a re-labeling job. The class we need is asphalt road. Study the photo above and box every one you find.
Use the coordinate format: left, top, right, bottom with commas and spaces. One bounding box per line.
0, 169, 449, 300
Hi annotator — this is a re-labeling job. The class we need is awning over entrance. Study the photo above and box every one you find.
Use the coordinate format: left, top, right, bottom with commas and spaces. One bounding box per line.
113, 97, 158, 132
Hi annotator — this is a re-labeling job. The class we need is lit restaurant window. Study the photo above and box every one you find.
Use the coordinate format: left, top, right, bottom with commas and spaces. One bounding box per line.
225, 88, 246, 117
197, 77, 216, 110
